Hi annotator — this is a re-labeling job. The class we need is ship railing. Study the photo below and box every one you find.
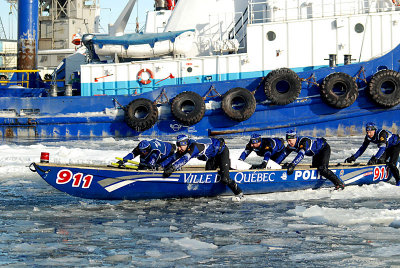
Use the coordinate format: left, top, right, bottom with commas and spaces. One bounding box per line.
228, 7, 249, 50
248, 0, 400, 24
0, 70, 40, 88
200, 10, 248, 52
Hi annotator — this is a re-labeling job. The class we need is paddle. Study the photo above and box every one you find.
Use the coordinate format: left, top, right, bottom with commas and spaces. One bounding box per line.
109, 162, 138, 169
109, 157, 140, 169
115, 157, 140, 165
112, 157, 160, 170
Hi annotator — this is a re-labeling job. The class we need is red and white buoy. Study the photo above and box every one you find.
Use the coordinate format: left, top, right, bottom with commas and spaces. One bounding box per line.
40, 152, 50, 163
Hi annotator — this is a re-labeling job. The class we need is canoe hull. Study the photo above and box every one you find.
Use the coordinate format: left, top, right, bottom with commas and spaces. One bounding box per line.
31, 162, 393, 200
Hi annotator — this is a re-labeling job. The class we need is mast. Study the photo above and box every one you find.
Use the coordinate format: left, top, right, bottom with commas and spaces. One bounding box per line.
17, 0, 38, 70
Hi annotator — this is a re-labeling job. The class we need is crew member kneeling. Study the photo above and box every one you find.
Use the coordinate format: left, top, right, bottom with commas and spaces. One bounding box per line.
276, 130, 345, 190
163, 135, 244, 200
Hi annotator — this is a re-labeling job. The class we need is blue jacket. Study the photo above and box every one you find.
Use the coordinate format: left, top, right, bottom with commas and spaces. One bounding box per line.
123, 139, 175, 168
239, 137, 285, 163
165, 138, 225, 170
353, 129, 400, 160
275, 136, 327, 166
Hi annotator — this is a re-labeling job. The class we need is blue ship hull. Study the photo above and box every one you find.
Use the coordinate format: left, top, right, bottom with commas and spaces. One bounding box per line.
2, 43, 400, 138
31, 162, 392, 200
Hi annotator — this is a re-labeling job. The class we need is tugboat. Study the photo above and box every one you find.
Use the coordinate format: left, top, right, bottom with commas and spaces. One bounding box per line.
1, 0, 400, 138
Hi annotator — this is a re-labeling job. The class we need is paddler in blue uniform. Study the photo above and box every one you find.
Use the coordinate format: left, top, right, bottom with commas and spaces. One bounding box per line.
275, 130, 345, 190
345, 122, 400, 185
117, 139, 176, 170
239, 133, 285, 169
163, 135, 244, 200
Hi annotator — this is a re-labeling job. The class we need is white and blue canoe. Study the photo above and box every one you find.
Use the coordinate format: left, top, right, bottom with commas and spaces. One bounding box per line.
29, 161, 394, 200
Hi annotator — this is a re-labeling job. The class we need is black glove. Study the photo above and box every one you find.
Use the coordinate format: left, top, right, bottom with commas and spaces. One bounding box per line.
116, 160, 125, 167
282, 163, 290, 169
163, 166, 175, 178
287, 163, 295, 175
368, 156, 378, 165
250, 162, 267, 170
344, 155, 356, 163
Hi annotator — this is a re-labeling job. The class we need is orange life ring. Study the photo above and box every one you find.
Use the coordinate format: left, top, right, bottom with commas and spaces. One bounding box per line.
137, 69, 154, 85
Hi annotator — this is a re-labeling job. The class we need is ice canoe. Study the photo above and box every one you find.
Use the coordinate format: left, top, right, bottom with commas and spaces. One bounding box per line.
29, 161, 394, 200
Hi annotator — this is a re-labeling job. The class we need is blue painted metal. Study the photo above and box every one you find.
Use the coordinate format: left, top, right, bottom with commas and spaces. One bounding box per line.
1, 42, 399, 138
32, 162, 392, 200
18, 0, 38, 42
2, 15, 400, 138
17, 0, 39, 86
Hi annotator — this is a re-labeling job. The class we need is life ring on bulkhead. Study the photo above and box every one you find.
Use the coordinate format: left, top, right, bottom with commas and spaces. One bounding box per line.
320, 72, 358, 108
221, 87, 256, 122
124, 98, 158, 132
171, 91, 205, 125
367, 69, 400, 108
137, 68, 154, 85
264, 68, 302, 105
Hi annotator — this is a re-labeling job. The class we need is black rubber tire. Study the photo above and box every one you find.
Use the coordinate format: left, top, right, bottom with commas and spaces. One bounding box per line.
44, 74, 52, 80
124, 98, 158, 132
320, 72, 358, 108
221, 87, 256, 122
0, 75, 7, 80
367, 69, 400, 108
171, 91, 205, 126
264, 68, 302, 105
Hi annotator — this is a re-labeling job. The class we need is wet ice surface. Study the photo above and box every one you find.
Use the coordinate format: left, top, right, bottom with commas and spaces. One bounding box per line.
1, 136, 400, 267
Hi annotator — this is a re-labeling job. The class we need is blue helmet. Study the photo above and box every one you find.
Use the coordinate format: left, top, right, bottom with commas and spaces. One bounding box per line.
286, 129, 297, 140
366, 122, 377, 131
250, 133, 261, 144
176, 134, 189, 146
138, 140, 151, 152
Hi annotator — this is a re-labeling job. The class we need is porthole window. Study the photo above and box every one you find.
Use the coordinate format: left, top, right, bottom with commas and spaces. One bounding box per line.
267, 31, 276, 41
354, 23, 364, 33
187, 67, 193, 73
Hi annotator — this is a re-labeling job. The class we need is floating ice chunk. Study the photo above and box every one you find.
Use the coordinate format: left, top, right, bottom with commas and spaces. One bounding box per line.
196, 222, 243, 230
12, 243, 37, 252
145, 249, 161, 257
219, 244, 266, 254
290, 252, 351, 261
370, 245, 400, 257
41, 257, 87, 266
173, 237, 217, 250
158, 251, 190, 261
104, 227, 131, 236
289, 205, 400, 226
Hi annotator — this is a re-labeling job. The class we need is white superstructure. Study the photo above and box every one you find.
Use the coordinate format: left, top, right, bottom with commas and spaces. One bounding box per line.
81, 0, 400, 96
